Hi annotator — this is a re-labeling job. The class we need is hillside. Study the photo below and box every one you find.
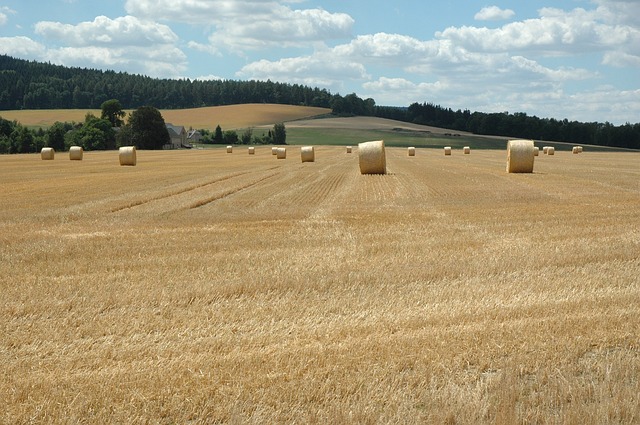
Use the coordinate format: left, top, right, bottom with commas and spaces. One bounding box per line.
0, 104, 331, 131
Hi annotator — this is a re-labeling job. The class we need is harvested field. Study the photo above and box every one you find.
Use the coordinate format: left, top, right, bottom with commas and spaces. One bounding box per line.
0, 104, 331, 130
1, 147, 639, 424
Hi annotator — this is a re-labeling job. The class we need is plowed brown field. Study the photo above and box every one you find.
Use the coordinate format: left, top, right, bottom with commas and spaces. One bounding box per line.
1, 147, 639, 423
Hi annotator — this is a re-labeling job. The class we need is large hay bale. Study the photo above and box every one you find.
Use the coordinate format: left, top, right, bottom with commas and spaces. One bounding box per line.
69, 146, 83, 160
276, 147, 286, 159
463, 146, 471, 154
444, 146, 452, 155
346, 146, 352, 153
119, 146, 137, 166
358, 140, 386, 174
506, 139, 535, 173
408, 147, 416, 156
41, 147, 55, 160
248, 147, 255, 155
272, 147, 278, 155
226, 146, 233, 153
301, 146, 315, 163
547, 147, 555, 155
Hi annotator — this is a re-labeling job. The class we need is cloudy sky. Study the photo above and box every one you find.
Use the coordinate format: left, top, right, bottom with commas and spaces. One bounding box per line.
1, 0, 639, 124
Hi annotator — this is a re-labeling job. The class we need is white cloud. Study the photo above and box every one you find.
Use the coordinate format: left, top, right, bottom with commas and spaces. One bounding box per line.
0, 6, 16, 26
194, 74, 224, 81
236, 53, 368, 93
34, 15, 178, 47
125, 0, 353, 53
438, 7, 640, 56
0, 36, 46, 58
27, 15, 186, 78
474, 6, 515, 21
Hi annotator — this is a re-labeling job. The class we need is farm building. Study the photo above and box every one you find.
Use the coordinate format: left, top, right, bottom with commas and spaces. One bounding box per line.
165, 123, 187, 149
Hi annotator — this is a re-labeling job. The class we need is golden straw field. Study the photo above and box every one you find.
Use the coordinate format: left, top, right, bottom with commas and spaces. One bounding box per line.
1, 146, 639, 423
0, 104, 331, 130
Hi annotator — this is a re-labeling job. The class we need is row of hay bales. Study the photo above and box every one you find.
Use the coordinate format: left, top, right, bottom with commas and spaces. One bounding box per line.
41, 141, 584, 174
40, 146, 137, 166
361, 139, 584, 175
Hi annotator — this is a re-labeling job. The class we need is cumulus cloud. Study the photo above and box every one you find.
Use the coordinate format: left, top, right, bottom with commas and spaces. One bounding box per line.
35, 15, 178, 47
438, 6, 640, 56
27, 15, 186, 77
0, 6, 17, 26
0, 36, 46, 58
474, 6, 515, 21
125, 0, 353, 52
236, 53, 368, 93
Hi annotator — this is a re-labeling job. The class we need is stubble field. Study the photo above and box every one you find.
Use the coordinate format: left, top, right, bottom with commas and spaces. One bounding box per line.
1, 145, 639, 423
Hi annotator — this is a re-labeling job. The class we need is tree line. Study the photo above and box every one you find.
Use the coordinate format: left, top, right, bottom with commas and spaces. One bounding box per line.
0, 55, 332, 110
1, 54, 638, 149
374, 103, 640, 150
0, 99, 286, 154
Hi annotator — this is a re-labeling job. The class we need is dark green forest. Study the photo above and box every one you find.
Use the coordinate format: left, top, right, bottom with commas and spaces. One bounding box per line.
1, 54, 638, 150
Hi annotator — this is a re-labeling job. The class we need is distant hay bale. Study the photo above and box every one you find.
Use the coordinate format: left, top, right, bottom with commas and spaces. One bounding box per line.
408, 147, 416, 156
69, 146, 83, 160
276, 147, 286, 159
272, 147, 278, 155
444, 146, 452, 155
534, 147, 539, 156
543, 146, 550, 154
506, 139, 535, 173
577, 146, 583, 153
572, 146, 579, 154
226, 146, 233, 153
41, 147, 55, 160
301, 146, 315, 163
248, 147, 255, 155
547, 147, 555, 155
119, 146, 137, 166
463, 146, 471, 154
358, 140, 386, 174
346, 146, 352, 153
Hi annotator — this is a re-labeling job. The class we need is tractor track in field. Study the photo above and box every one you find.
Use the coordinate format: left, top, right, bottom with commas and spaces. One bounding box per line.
188, 172, 280, 209
109, 166, 283, 214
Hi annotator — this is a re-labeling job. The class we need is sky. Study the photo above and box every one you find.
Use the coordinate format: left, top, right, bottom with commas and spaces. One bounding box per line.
0, 0, 639, 124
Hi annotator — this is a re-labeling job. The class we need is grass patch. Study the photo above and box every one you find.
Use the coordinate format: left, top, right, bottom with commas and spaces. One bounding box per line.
286, 127, 508, 149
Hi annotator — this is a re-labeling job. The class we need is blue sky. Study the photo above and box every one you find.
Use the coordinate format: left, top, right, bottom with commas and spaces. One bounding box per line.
1, 0, 638, 124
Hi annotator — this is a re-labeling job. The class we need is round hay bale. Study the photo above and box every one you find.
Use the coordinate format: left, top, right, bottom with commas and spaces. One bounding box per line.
271, 147, 278, 155
69, 146, 83, 160
358, 140, 386, 175
572, 146, 579, 154
226, 146, 233, 153
346, 146, 352, 153
444, 146, 452, 155
248, 146, 255, 155
41, 147, 55, 160
301, 146, 315, 163
547, 147, 555, 155
506, 139, 535, 173
408, 147, 416, 156
119, 146, 137, 166
463, 146, 471, 154
534, 147, 539, 156
276, 147, 286, 159
577, 146, 583, 153
543, 146, 550, 154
